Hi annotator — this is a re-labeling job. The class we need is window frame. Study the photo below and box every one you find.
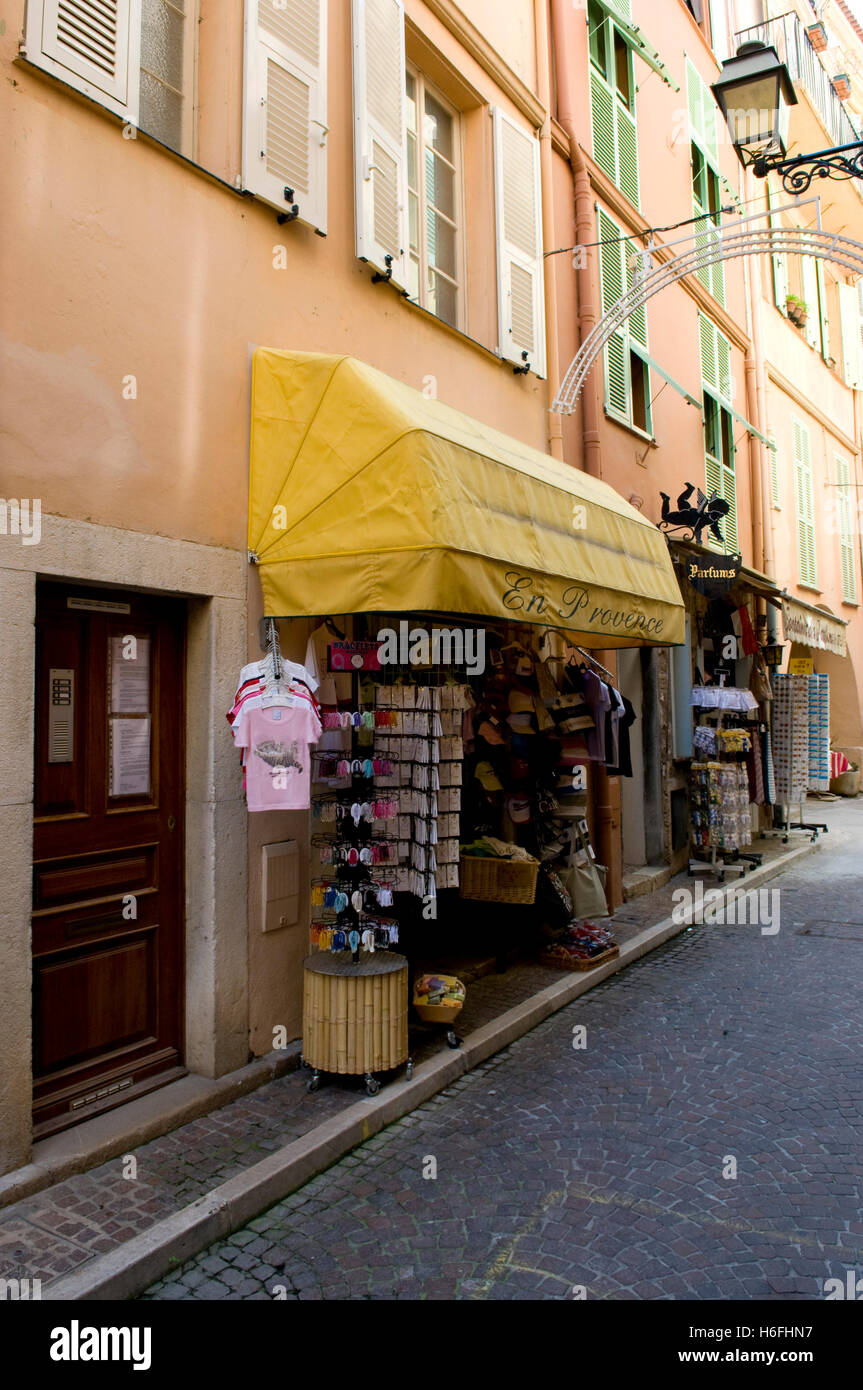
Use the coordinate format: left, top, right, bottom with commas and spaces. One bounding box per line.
793, 418, 819, 590
836, 455, 858, 605
405, 65, 465, 334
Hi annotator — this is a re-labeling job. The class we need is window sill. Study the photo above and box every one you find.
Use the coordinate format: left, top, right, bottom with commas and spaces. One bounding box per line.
840, 597, 859, 608
399, 293, 543, 377
798, 582, 822, 595
603, 408, 656, 446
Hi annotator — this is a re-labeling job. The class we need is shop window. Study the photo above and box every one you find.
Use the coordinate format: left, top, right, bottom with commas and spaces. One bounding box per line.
25, 0, 197, 158
598, 207, 651, 434
588, 0, 640, 208
406, 70, 462, 331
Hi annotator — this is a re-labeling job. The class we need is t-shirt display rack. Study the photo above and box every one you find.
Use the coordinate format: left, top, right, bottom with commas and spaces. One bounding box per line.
688, 686, 763, 883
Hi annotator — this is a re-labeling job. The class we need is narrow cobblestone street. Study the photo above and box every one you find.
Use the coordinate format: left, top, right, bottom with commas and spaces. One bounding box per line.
141, 803, 863, 1301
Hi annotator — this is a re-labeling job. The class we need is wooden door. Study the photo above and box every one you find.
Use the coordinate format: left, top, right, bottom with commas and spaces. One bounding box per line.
32, 584, 186, 1137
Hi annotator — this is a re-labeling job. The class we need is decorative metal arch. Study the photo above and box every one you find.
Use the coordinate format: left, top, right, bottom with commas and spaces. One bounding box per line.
553, 225, 863, 414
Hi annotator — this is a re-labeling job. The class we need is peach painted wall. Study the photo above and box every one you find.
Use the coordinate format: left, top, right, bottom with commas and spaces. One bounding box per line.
1, 1, 560, 553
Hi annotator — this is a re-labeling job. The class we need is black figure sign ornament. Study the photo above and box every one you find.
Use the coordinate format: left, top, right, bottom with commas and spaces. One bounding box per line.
659, 482, 730, 545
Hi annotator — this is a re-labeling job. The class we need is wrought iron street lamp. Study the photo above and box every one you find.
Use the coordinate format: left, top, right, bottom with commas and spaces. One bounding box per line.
712, 40, 863, 193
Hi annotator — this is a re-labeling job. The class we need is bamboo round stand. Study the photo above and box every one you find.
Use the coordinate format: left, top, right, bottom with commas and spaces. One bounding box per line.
302, 951, 410, 1094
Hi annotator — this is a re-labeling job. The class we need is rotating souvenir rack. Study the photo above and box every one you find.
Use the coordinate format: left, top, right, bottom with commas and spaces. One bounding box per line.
688, 687, 761, 882
310, 750, 402, 958
771, 672, 829, 843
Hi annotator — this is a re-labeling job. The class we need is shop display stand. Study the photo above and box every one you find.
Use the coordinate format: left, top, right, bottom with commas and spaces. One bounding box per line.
772, 673, 829, 843
303, 665, 411, 1095
688, 708, 754, 883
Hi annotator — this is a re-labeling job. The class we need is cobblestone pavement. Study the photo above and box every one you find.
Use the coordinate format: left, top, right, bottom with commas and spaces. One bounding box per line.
2, 804, 805, 1289
140, 800, 863, 1301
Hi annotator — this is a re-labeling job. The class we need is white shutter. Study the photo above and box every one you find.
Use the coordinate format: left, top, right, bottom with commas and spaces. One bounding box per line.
351, 0, 409, 287
766, 179, 789, 314
793, 420, 817, 587
836, 456, 857, 603
25, 0, 141, 122
839, 281, 863, 388
242, 0, 327, 233
493, 108, 546, 377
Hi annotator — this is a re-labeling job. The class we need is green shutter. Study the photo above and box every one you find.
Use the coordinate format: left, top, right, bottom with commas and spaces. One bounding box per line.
699, 313, 717, 391
617, 102, 640, 209
605, 332, 629, 416
626, 244, 647, 348
686, 57, 719, 165
704, 442, 737, 555
599, 208, 630, 418
837, 456, 857, 603
591, 70, 617, 184
794, 421, 817, 587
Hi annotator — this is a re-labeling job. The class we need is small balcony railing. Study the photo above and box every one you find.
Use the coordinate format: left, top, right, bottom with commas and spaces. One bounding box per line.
734, 10, 861, 149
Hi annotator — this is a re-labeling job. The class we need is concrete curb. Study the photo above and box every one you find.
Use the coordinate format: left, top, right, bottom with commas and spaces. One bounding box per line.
43, 838, 817, 1302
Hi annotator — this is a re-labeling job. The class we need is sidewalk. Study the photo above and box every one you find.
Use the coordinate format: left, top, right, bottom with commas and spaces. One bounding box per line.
0, 809, 837, 1300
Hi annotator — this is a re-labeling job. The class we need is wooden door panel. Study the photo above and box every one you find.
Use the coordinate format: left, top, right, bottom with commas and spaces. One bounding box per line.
32, 585, 185, 1136
34, 934, 156, 1073
33, 843, 157, 910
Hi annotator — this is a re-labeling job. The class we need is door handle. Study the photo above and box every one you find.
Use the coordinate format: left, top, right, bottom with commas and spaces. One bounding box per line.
167, 815, 176, 831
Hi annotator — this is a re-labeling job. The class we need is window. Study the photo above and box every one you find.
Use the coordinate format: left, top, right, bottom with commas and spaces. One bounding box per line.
351, 0, 545, 371
836, 457, 858, 604
598, 208, 651, 433
25, 0, 196, 157
707, 0, 731, 60
793, 420, 818, 588
139, 0, 194, 152
242, 0, 328, 232
588, 0, 639, 208
406, 71, 461, 330
838, 279, 863, 387
687, 58, 724, 307
699, 314, 737, 553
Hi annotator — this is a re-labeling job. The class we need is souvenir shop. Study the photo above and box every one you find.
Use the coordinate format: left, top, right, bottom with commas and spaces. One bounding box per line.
669, 542, 836, 881
238, 349, 686, 1091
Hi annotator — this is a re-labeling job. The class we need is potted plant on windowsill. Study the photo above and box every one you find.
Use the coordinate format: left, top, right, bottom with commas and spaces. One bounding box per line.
786, 294, 808, 328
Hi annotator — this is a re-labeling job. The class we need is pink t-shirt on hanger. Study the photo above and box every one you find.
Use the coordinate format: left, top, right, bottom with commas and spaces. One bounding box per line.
233, 702, 321, 811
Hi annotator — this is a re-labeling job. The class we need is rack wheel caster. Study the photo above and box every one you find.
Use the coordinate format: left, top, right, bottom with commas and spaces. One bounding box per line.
364, 1074, 381, 1096
299, 1054, 310, 1070
405, 1059, 414, 1080
446, 1030, 462, 1049
783, 835, 789, 844
306, 1071, 321, 1093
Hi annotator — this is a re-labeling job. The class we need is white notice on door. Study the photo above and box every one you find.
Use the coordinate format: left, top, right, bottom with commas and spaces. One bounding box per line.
109, 717, 151, 797
110, 635, 151, 714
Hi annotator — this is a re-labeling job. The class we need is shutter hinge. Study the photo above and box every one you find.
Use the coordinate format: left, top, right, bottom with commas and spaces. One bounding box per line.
277, 188, 300, 224
513, 351, 531, 376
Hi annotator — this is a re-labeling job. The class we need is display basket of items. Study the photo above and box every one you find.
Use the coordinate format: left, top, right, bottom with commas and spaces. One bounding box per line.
459, 844, 539, 904
540, 921, 619, 972
412, 973, 466, 1048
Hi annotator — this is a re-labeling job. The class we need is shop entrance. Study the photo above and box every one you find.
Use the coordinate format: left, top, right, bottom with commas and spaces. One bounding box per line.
32, 584, 186, 1138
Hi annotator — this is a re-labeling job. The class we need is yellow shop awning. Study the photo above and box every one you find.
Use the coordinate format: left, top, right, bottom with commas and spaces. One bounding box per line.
247, 350, 685, 648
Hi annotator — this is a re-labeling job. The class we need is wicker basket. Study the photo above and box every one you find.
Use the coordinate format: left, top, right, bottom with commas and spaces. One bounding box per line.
459, 853, 539, 904
414, 1000, 463, 1024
